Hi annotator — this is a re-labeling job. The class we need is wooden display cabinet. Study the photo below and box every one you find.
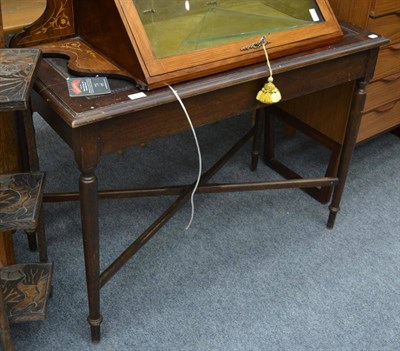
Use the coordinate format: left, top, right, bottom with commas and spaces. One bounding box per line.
11, 0, 343, 89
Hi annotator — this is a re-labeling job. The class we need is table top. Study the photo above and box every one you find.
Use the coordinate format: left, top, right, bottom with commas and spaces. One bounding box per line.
0, 48, 41, 111
33, 23, 388, 130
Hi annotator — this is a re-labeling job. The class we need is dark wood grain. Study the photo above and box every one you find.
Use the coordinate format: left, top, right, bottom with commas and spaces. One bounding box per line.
0, 49, 41, 112
28, 23, 388, 343
10, 0, 75, 47
0, 3, 17, 268
0, 47, 45, 264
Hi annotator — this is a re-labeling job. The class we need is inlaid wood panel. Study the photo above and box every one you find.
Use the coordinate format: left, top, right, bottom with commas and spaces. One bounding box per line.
10, 0, 75, 47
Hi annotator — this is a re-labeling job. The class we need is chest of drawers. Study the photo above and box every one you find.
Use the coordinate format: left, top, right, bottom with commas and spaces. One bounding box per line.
330, 0, 400, 142
279, 0, 399, 145
370, 0, 399, 17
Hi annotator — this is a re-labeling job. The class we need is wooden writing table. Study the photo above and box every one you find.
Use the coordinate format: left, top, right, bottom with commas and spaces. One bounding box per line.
31, 24, 387, 342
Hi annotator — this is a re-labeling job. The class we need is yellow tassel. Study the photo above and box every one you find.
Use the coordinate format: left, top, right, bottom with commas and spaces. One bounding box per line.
256, 76, 282, 104
256, 37, 282, 105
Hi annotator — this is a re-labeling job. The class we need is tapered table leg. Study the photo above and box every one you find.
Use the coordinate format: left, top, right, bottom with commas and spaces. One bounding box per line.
36, 211, 48, 263
327, 81, 367, 229
79, 170, 103, 342
251, 109, 265, 171
263, 107, 275, 163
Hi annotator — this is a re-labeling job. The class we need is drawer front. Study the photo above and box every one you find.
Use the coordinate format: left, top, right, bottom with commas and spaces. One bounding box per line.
365, 72, 400, 112
372, 44, 400, 80
358, 98, 400, 142
368, 13, 400, 45
370, 0, 400, 17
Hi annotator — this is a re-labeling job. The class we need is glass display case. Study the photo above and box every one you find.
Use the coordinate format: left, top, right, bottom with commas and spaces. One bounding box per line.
11, 0, 343, 89
135, 0, 326, 58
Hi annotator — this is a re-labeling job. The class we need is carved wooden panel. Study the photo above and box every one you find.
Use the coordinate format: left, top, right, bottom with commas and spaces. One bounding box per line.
0, 48, 41, 112
0, 263, 53, 323
10, 0, 75, 47
0, 172, 45, 231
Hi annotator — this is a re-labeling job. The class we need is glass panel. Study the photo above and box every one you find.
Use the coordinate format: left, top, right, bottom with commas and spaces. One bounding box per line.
133, 0, 324, 58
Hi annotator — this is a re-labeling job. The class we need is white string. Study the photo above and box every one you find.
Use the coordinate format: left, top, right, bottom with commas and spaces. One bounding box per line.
167, 85, 202, 230
262, 42, 273, 79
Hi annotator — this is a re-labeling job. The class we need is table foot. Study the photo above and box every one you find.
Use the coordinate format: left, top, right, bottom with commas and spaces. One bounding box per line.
88, 315, 103, 343
250, 156, 259, 172
327, 206, 339, 229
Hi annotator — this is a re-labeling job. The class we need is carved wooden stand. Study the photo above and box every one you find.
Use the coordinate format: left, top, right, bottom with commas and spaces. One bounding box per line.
0, 48, 46, 257
0, 48, 52, 351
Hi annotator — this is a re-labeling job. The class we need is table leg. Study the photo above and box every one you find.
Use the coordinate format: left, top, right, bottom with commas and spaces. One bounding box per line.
391, 128, 400, 138
0, 111, 20, 267
36, 211, 48, 263
17, 108, 41, 251
263, 107, 275, 163
327, 81, 366, 229
79, 170, 103, 342
251, 109, 265, 171
0, 232, 15, 268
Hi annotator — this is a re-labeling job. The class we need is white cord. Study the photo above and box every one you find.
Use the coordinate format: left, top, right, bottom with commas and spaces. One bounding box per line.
167, 85, 202, 230
262, 42, 273, 78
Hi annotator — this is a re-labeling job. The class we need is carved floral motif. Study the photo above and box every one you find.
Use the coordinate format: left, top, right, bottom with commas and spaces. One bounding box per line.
0, 263, 53, 323
0, 173, 44, 231
0, 51, 38, 105
58, 41, 98, 59
12, 0, 75, 47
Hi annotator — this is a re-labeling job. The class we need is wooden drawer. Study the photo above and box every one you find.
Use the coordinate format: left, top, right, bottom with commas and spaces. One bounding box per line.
368, 13, 400, 45
372, 43, 400, 80
365, 72, 400, 112
370, 0, 400, 17
358, 98, 400, 142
